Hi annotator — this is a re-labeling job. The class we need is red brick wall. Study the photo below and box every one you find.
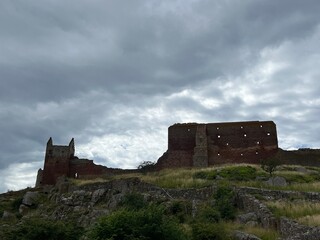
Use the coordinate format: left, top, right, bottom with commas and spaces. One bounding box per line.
156, 121, 278, 169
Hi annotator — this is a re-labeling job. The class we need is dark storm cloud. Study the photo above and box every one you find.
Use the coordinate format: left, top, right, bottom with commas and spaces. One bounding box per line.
1, 0, 320, 192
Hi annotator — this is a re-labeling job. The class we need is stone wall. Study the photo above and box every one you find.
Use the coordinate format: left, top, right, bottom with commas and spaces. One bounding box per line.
237, 189, 320, 240
157, 121, 278, 169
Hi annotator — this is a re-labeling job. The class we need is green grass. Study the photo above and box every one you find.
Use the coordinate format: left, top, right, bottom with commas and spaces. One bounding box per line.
222, 221, 279, 240
266, 199, 320, 226
70, 164, 320, 193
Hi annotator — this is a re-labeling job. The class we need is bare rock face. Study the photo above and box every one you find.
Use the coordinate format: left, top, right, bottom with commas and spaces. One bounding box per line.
19, 204, 30, 215
1, 211, 16, 221
237, 212, 258, 226
22, 191, 40, 206
265, 176, 287, 187
233, 230, 261, 240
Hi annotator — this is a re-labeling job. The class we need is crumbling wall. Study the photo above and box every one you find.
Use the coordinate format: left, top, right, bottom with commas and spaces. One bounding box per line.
156, 121, 278, 169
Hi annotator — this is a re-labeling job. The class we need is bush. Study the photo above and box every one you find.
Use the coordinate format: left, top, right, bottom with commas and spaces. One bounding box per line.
166, 200, 192, 223
11, 197, 23, 211
3, 218, 83, 240
138, 161, 156, 172
193, 171, 217, 180
197, 205, 221, 223
214, 185, 236, 220
192, 223, 231, 240
87, 206, 187, 240
119, 192, 147, 210
218, 166, 257, 181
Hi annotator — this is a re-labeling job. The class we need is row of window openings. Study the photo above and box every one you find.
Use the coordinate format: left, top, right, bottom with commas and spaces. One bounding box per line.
188, 125, 266, 132
216, 125, 264, 130
217, 152, 259, 156
216, 141, 261, 146
217, 132, 271, 138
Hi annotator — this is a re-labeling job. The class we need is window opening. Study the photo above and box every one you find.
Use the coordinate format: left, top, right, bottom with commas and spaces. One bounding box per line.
244, 134, 247, 137
217, 135, 221, 138
267, 132, 271, 136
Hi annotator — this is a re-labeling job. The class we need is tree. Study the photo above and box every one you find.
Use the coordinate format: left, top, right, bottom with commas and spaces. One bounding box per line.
137, 161, 156, 173
261, 157, 280, 177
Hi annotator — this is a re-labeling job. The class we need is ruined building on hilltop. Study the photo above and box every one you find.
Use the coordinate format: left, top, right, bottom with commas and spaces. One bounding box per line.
156, 121, 278, 169
36, 121, 279, 186
36, 138, 124, 186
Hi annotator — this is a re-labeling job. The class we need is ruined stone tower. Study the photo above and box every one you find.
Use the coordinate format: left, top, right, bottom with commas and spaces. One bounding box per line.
40, 138, 75, 185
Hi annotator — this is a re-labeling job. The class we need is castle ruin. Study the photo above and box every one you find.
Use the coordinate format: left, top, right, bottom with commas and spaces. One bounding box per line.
36, 120, 286, 186
36, 138, 123, 186
156, 121, 278, 169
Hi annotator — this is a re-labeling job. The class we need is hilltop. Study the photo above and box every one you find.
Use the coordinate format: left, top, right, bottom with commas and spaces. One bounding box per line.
2, 164, 320, 239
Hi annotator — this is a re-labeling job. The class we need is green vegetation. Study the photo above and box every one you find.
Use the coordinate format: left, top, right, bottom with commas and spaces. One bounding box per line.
137, 161, 156, 173
261, 157, 281, 177
214, 185, 236, 220
193, 165, 258, 181
3, 164, 320, 240
119, 192, 147, 210
2, 218, 84, 240
266, 199, 320, 226
192, 222, 231, 240
86, 205, 188, 240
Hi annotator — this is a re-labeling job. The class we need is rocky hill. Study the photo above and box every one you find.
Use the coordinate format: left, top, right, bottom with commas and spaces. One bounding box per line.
1, 165, 320, 239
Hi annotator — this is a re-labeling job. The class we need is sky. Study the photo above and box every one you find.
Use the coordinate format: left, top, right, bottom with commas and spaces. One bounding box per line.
0, 0, 320, 193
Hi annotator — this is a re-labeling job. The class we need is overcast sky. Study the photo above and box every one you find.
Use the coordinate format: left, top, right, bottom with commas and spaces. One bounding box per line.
1, 0, 320, 193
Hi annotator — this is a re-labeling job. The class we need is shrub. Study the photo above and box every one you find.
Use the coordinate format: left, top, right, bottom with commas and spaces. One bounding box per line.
218, 166, 257, 181
192, 223, 231, 240
214, 185, 236, 220
166, 200, 192, 223
138, 161, 156, 172
87, 206, 187, 240
193, 171, 217, 180
119, 192, 147, 210
3, 218, 83, 240
11, 197, 23, 211
197, 205, 221, 223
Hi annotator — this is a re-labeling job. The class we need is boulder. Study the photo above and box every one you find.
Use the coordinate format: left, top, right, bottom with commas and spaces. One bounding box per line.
237, 212, 257, 224
1, 211, 16, 221
91, 189, 106, 204
19, 204, 29, 215
22, 191, 40, 206
265, 176, 287, 187
233, 230, 261, 240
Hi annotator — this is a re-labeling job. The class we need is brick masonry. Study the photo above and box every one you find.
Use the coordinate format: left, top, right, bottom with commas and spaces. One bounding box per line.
156, 121, 278, 169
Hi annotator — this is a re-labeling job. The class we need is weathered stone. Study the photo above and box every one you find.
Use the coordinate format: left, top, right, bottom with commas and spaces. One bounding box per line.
265, 176, 287, 187
237, 212, 257, 224
55, 176, 70, 194
233, 230, 261, 240
19, 204, 29, 215
22, 191, 40, 206
1, 211, 16, 221
91, 189, 106, 204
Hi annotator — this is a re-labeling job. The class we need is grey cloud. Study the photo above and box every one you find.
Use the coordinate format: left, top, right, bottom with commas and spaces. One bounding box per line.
1, 0, 320, 192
